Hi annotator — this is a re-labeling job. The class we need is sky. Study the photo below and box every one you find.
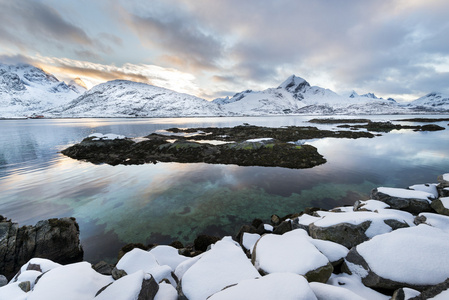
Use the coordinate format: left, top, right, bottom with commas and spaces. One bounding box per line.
0, 0, 448, 102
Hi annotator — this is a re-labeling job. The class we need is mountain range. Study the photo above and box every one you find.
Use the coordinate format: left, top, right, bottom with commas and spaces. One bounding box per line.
1, 63, 448, 118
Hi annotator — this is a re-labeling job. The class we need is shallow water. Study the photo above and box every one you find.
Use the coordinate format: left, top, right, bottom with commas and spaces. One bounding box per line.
1, 115, 448, 262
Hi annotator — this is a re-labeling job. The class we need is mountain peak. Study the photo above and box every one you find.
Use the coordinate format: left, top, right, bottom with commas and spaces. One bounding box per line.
278, 75, 309, 90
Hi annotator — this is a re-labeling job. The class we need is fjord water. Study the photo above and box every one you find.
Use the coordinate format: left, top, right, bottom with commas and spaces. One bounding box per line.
1, 116, 448, 262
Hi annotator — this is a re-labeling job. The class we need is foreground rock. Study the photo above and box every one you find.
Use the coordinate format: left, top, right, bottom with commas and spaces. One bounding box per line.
344, 225, 449, 291
370, 187, 435, 214
0, 216, 83, 279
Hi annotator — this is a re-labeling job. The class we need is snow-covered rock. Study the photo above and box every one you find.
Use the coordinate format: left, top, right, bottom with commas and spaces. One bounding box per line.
371, 187, 435, 214
354, 200, 391, 212
88, 133, 126, 140
148, 245, 189, 271
415, 212, 449, 233
405, 92, 449, 112
241, 232, 261, 254
208, 273, 317, 300
437, 173, 449, 188
409, 184, 439, 199
27, 262, 113, 300
430, 197, 449, 216
95, 270, 158, 300
251, 229, 333, 282
327, 273, 389, 300
0, 282, 27, 300
309, 210, 412, 248
309, 281, 365, 300
154, 282, 178, 300
179, 237, 259, 300
345, 225, 449, 290
49, 80, 225, 118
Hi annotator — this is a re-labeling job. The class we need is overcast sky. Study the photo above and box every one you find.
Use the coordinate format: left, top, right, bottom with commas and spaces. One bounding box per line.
0, 0, 448, 101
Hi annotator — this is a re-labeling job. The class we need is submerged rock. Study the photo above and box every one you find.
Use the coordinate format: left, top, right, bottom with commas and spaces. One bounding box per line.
0, 216, 83, 280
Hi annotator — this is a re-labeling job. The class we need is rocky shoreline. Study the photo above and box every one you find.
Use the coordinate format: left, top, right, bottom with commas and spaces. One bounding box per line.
1, 173, 449, 299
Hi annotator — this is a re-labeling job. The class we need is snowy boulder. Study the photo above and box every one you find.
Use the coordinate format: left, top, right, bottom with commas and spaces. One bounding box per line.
292, 214, 321, 234
148, 245, 189, 270
371, 187, 435, 214
309, 210, 410, 248
344, 225, 449, 291
10, 258, 61, 283
179, 237, 259, 300
95, 270, 159, 300
437, 173, 449, 188
208, 273, 317, 300
0, 275, 7, 287
251, 229, 333, 282
409, 184, 439, 198
154, 282, 178, 300
327, 273, 389, 300
241, 232, 261, 254
308, 238, 348, 267
353, 200, 390, 212
27, 262, 113, 300
408, 278, 449, 299
391, 287, 421, 300
414, 213, 449, 233
0, 282, 28, 300
430, 197, 449, 216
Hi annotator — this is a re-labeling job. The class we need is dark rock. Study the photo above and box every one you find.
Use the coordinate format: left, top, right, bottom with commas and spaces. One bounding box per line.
391, 288, 420, 300
409, 278, 449, 299
111, 267, 127, 280
92, 261, 114, 275
169, 241, 184, 249
309, 118, 371, 124
371, 188, 432, 214
272, 221, 292, 235
309, 220, 371, 249
270, 214, 281, 226
430, 198, 449, 216
0, 217, 83, 280
18, 281, 30, 292
137, 276, 159, 300
0, 275, 7, 287
305, 262, 334, 283
438, 187, 449, 197
194, 235, 220, 252
291, 217, 311, 234
251, 218, 264, 229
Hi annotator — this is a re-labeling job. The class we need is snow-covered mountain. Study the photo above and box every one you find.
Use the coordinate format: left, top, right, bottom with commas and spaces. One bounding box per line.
219, 75, 408, 115
0, 63, 83, 118
404, 92, 449, 112
48, 80, 225, 117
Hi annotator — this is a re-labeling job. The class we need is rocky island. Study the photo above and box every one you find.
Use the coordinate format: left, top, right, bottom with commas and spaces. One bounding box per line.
61, 125, 375, 169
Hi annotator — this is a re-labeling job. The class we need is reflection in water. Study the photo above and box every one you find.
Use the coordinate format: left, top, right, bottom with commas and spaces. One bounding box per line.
0, 116, 449, 263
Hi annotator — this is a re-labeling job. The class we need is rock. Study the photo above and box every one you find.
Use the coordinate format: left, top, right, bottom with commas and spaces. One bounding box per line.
344, 225, 449, 291
438, 174, 449, 188
0, 217, 83, 280
272, 220, 292, 235
409, 278, 449, 299
309, 210, 411, 248
0, 275, 7, 287
18, 281, 30, 292
235, 224, 258, 247
95, 270, 159, 300
430, 197, 449, 216
371, 187, 434, 214
438, 187, 449, 197
270, 214, 281, 226
292, 214, 321, 234
92, 261, 113, 275
179, 237, 259, 300
111, 267, 128, 280
208, 273, 318, 300
193, 234, 220, 252
327, 273, 390, 299
251, 229, 333, 282
169, 241, 184, 249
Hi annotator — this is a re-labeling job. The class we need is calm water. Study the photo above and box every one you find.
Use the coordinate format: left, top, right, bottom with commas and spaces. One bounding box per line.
1, 115, 448, 263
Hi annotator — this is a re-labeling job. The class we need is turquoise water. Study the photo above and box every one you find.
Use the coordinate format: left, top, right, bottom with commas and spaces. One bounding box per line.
0, 116, 448, 262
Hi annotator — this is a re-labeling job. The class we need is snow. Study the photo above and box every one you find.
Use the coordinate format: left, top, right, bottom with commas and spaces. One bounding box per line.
263, 224, 273, 231
327, 273, 389, 300
309, 282, 365, 300
181, 236, 259, 300
409, 184, 439, 198
149, 245, 189, 270
116, 248, 159, 274
402, 288, 421, 299
154, 282, 178, 300
13, 258, 61, 279
89, 133, 126, 140
309, 238, 348, 263
208, 273, 317, 300
253, 229, 329, 275
242, 232, 260, 253
429, 289, 449, 300
377, 187, 435, 201
0, 282, 27, 300
174, 253, 204, 280
95, 270, 151, 300
444, 173, 449, 181
245, 138, 273, 143
27, 261, 113, 300
418, 213, 449, 233
354, 225, 449, 285
146, 265, 177, 286
295, 214, 321, 225
440, 197, 449, 209
311, 210, 414, 238
13, 270, 41, 289
356, 200, 390, 211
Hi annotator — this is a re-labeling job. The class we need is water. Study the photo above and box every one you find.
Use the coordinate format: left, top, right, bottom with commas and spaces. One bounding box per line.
1, 115, 448, 263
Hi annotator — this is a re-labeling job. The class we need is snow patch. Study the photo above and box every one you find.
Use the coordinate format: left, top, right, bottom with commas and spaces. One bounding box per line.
377, 187, 435, 201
